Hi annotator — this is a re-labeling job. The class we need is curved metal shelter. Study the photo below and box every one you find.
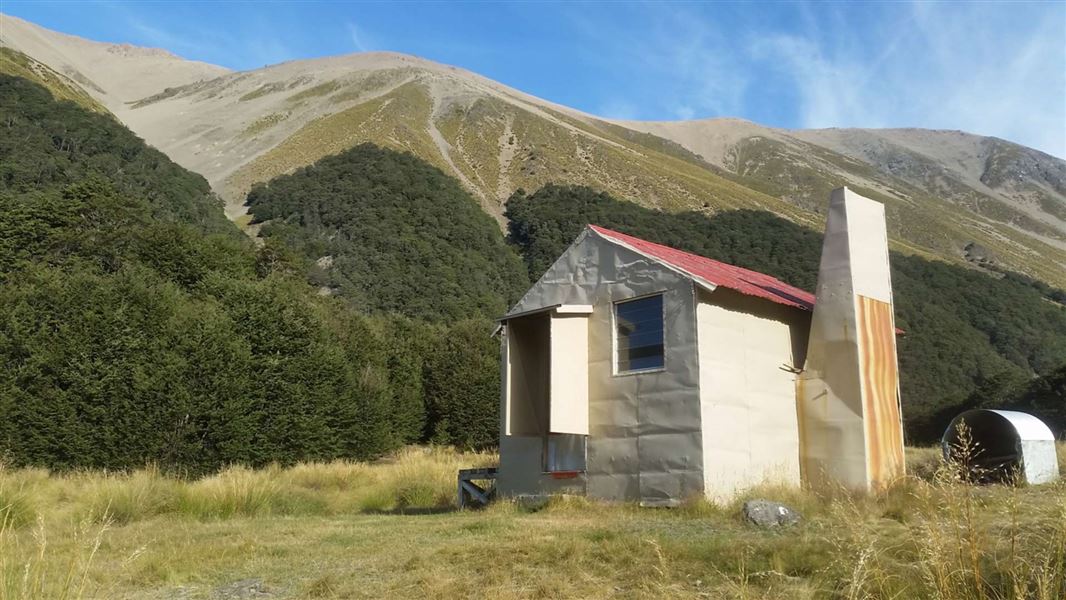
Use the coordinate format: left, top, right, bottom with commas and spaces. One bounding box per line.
942, 409, 1059, 485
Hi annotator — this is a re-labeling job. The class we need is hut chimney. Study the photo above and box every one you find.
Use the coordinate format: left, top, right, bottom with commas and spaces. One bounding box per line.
797, 187, 905, 490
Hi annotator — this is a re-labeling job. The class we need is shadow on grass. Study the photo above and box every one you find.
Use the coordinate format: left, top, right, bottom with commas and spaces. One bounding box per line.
362, 506, 460, 516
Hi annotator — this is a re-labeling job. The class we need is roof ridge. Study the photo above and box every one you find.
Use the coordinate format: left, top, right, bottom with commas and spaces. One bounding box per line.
587, 223, 815, 311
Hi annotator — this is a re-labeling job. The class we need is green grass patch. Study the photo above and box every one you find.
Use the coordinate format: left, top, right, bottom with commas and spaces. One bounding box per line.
288, 80, 341, 103
239, 82, 289, 102
241, 112, 288, 138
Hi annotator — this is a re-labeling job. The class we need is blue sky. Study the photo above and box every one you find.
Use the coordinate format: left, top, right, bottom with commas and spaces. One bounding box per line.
6, 1, 1065, 157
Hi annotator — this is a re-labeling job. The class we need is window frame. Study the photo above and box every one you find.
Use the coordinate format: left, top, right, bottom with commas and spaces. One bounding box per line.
612, 292, 667, 376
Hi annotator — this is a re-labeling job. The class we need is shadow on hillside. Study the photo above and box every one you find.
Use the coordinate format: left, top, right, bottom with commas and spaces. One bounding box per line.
363, 506, 460, 516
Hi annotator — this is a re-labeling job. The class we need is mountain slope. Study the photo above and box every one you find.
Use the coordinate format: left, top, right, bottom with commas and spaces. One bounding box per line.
622, 119, 1066, 285
4, 13, 1064, 286
0, 47, 109, 114
793, 128, 1066, 241
0, 14, 228, 111
0, 68, 233, 234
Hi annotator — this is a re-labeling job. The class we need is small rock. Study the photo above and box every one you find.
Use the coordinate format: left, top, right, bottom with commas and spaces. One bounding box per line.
213, 578, 274, 599
742, 499, 800, 528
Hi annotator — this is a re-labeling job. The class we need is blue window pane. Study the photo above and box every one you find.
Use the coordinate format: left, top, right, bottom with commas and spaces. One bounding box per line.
616, 295, 664, 372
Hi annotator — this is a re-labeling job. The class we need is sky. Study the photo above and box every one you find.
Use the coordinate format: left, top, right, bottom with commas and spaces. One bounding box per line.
5, 1, 1065, 157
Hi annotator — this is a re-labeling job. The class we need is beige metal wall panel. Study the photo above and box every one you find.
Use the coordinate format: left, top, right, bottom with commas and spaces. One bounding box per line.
549, 313, 590, 435
798, 187, 905, 491
697, 288, 803, 500
846, 198, 893, 303
498, 229, 704, 503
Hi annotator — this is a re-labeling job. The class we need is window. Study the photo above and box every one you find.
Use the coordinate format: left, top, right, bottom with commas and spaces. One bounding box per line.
615, 294, 665, 373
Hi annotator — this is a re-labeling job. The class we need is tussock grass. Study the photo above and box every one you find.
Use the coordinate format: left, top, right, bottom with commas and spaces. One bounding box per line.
0, 446, 495, 527
0, 444, 1062, 599
0, 473, 37, 531
1, 514, 107, 600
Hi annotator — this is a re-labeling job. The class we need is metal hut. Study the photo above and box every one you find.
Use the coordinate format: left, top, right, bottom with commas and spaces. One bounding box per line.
474, 187, 908, 506
942, 409, 1059, 485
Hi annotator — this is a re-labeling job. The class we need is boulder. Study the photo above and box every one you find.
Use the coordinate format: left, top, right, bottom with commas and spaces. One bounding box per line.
742, 499, 800, 527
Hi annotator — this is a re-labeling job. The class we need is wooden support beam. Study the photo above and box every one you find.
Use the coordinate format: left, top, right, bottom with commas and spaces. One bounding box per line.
457, 467, 498, 508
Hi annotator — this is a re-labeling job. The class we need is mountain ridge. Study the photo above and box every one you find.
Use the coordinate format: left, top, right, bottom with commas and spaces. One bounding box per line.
3, 13, 1064, 286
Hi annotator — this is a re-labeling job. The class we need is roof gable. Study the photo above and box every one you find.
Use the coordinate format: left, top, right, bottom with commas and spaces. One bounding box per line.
588, 225, 815, 311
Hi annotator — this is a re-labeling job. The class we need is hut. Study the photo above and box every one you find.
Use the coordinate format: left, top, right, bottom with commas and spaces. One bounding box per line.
493, 187, 907, 505
942, 409, 1059, 485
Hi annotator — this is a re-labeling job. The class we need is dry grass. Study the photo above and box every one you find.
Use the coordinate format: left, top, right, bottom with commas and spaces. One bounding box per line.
0, 444, 1063, 599
1, 447, 496, 527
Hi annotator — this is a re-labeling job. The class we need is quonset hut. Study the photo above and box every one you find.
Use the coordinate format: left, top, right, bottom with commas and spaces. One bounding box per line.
942, 409, 1059, 485
493, 188, 906, 505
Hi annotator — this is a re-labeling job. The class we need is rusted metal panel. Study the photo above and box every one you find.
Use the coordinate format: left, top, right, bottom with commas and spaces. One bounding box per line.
798, 188, 905, 492
857, 295, 905, 487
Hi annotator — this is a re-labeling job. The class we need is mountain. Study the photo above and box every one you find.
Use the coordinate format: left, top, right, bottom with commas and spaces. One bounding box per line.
3, 13, 1064, 286
0, 14, 227, 111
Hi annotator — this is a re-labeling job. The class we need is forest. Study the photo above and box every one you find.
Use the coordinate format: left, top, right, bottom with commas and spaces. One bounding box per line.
0, 75, 500, 473
246, 144, 529, 322
1, 71, 1062, 475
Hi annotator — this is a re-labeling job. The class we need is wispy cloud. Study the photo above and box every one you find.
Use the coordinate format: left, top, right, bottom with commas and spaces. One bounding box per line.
597, 99, 639, 120
346, 22, 371, 53
743, 3, 1065, 156
569, 1, 1064, 156
22, 1, 1062, 155
565, 5, 751, 122
102, 2, 294, 70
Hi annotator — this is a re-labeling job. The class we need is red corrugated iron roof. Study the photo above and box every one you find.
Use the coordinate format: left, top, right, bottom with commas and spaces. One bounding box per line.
588, 224, 816, 311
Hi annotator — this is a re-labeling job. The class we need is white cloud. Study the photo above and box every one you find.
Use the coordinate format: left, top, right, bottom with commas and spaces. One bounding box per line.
571, 2, 1064, 156
109, 4, 293, 71
597, 99, 639, 120
744, 3, 1066, 157
564, 5, 751, 121
346, 22, 371, 52
672, 104, 695, 121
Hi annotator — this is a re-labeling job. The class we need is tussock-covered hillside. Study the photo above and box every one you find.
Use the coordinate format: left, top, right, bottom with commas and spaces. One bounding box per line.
3, 13, 1064, 286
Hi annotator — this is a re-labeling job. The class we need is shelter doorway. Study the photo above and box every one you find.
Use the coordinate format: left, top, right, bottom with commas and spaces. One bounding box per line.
505, 313, 550, 437
504, 307, 591, 474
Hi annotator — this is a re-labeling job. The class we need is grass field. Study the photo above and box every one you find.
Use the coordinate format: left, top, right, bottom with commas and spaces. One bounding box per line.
2, 445, 1064, 599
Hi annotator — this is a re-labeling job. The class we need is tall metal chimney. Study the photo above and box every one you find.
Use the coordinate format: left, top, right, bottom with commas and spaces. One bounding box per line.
797, 187, 906, 490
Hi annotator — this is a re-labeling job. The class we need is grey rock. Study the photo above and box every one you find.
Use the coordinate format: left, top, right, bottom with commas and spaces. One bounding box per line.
742, 499, 800, 527
213, 578, 274, 599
